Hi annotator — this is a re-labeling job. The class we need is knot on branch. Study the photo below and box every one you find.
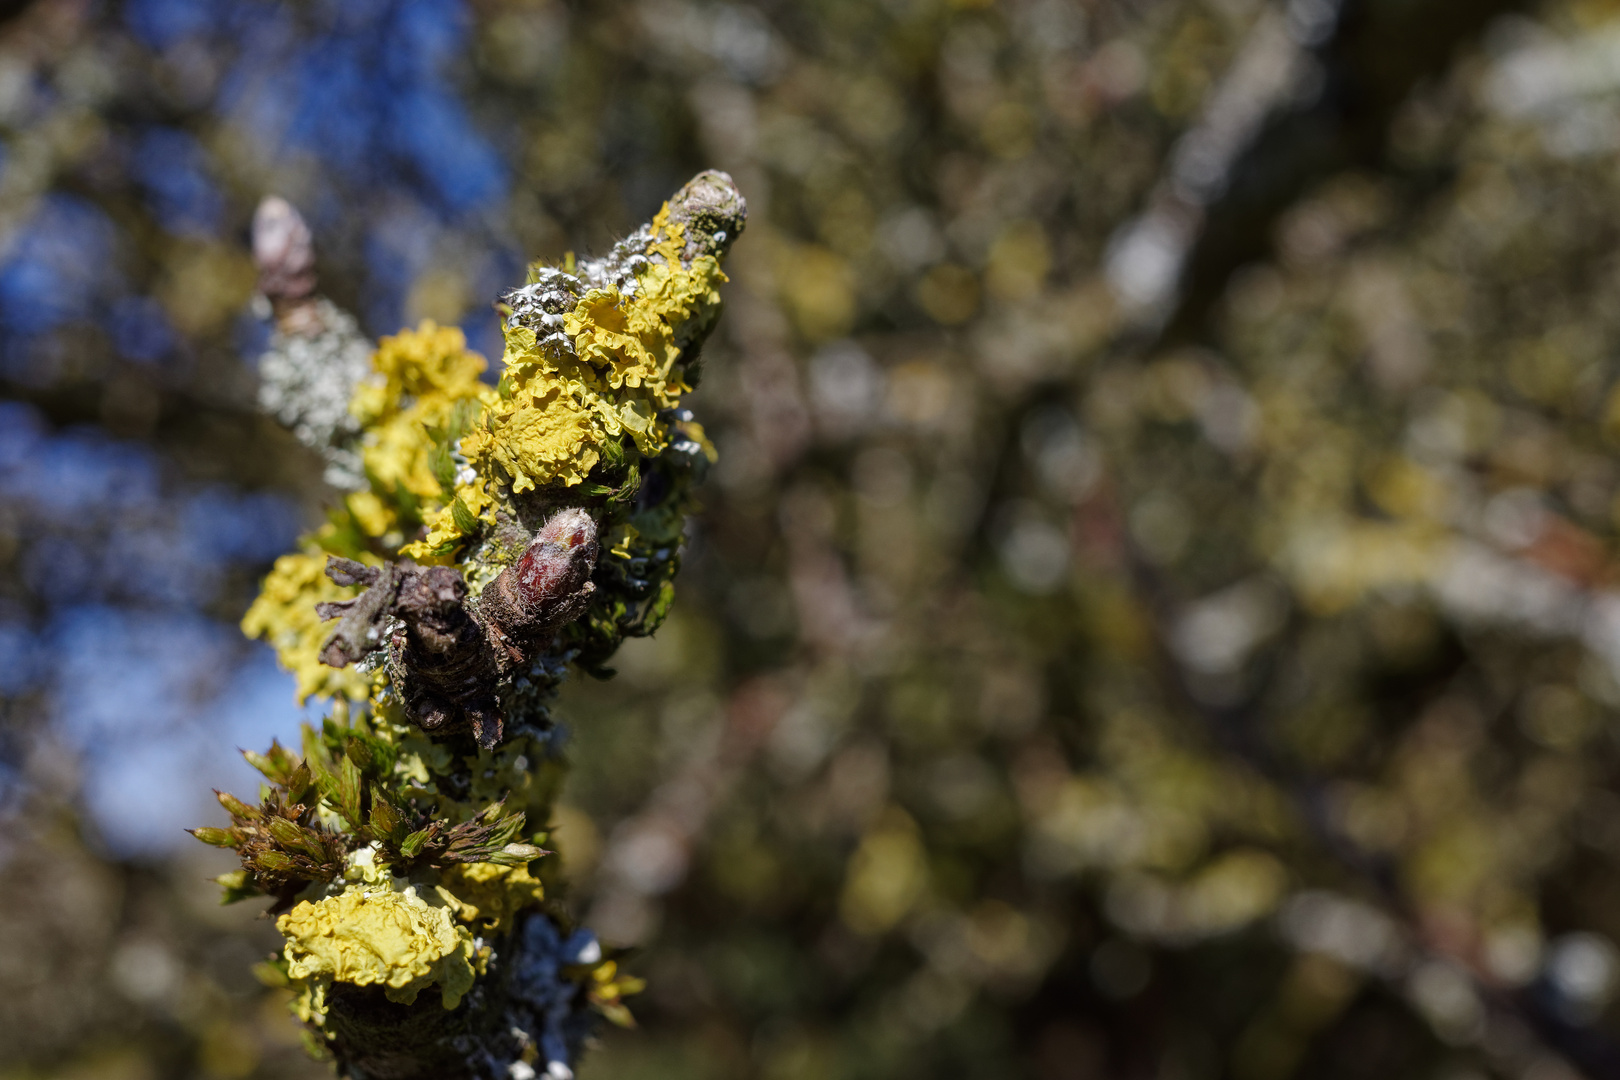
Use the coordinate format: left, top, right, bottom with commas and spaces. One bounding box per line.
666, 168, 748, 263
316, 510, 600, 749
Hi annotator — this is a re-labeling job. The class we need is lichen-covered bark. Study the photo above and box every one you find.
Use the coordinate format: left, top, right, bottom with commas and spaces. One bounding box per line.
197, 172, 744, 1079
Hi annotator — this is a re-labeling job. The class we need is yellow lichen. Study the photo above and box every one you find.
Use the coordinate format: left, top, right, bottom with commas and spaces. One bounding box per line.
249, 323, 495, 654
353, 321, 487, 505
464, 206, 726, 505
242, 546, 376, 702
404, 475, 497, 560
393, 731, 454, 790
357, 320, 486, 413
345, 489, 395, 540
603, 522, 640, 561
465, 738, 550, 813
671, 415, 718, 463
461, 362, 598, 495
279, 882, 477, 1014
585, 959, 647, 1029
440, 861, 546, 935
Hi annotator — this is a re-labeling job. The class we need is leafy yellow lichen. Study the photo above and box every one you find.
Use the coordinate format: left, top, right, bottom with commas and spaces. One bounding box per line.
279, 882, 478, 1015
345, 489, 395, 540
405, 475, 497, 560
440, 861, 545, 935
463, 207, 726, 506
354, 321, 487, 507
461, 358, 598, 495
358, 320, 486, 411
585, 959, 647, 1029
242, 546, 376, 702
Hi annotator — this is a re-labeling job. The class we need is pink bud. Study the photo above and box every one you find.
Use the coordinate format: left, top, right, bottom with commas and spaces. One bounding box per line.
478, 510, 600, 654
514, 509, 599, 609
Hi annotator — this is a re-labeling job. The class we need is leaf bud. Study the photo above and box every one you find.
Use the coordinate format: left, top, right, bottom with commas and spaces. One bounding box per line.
252, 196, 316, 303
480, 509, 600, 647
216, 790, 257, 820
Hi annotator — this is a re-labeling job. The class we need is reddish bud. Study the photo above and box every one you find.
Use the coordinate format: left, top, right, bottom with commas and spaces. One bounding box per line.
511, 509, 600, 618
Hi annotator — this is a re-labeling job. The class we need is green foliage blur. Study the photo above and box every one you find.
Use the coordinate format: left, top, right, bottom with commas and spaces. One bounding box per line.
11, 0, 1620, 1077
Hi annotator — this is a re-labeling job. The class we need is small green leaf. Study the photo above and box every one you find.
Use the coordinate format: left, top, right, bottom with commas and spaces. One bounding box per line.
344, 733, 396, 779
609, 462, 642, 504
369, 796, 402, 840
345, 736, 374, 774
285, 761, 315, 806
216, 790, 257, 820
189, 827, 238, 848
304, 758, 335, 805
243, 740, 298, 785
317, 755, 366, 831
320, 716, 350, 754
486, 843, 549, 866
451, 497, 479, 536
302, 723, 329, 773
336, 758, 365, 831
640, 580, 679, 636
400, 828, 434, 859
252, 958, 291, 988
214, 870, 259, 905
266, 816, 305, 848
490, 811, 526, 847
430, 444, 456, 496
253, 850, 296, 873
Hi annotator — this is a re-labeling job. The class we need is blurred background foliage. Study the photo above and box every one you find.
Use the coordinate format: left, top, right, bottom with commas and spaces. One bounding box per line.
9, 0, 1620, 1078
